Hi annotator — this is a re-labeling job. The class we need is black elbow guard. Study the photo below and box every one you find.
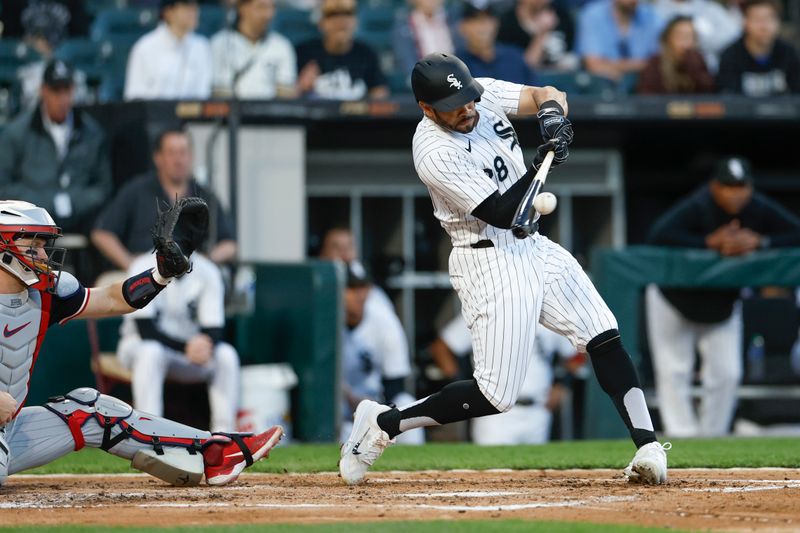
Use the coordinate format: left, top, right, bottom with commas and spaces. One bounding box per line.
122, 269, 167, 309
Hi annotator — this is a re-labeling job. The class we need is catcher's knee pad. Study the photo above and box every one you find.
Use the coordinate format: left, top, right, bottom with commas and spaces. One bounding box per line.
45, 388, 209, 486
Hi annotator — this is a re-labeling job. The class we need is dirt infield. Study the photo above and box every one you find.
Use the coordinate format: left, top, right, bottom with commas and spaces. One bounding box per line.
3, 469, 799, 530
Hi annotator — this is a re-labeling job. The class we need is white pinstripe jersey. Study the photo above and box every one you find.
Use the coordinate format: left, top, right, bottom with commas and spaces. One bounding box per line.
413, 78, 528, 247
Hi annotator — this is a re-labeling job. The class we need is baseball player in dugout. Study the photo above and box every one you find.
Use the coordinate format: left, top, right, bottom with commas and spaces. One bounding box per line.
645, 156, 800, 437
340, 52, 671, 486
0, 199, 281, 487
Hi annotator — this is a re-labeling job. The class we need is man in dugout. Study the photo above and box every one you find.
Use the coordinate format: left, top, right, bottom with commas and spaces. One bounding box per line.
645, 156, 800, 437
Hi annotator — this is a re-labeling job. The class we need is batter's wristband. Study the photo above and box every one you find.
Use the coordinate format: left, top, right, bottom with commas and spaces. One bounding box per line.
539, 100, 564, 115
122, 269, 169, 309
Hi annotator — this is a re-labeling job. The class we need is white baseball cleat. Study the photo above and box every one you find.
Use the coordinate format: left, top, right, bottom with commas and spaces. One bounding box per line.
624, 441, 671, 485
339, 400, 395, 485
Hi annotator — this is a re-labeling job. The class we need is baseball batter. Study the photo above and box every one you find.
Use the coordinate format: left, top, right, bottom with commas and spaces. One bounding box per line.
340, 53, 670, 485
0, 199, 280, 487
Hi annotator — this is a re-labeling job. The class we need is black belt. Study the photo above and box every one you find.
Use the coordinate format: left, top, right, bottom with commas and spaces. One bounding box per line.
470, 239, 494, 248
515, 397, 537, 407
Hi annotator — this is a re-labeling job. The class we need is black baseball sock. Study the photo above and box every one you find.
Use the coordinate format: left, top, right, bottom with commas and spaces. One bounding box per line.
377, 379, 500, 439
587, 329, 657, 449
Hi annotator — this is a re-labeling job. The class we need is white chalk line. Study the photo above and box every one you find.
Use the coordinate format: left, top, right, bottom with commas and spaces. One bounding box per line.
4, 480, 798, 512
403, 491, 524, 498
11, 467, 800, 481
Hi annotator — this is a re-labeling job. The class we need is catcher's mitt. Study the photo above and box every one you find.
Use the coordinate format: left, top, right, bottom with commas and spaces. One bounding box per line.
152, 196, 209, 278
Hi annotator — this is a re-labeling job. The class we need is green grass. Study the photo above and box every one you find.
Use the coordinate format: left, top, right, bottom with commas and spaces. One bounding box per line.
0, 522, 690, 533
22, 436, 800, 476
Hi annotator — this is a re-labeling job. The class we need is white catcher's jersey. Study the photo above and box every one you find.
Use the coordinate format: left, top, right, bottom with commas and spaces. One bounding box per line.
121, 254, 225, 341
413, 77, 527, 247
0, 272, 89, 416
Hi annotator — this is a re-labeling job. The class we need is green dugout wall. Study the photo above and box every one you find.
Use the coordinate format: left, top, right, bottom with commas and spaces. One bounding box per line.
587, 246, 800, 439
236, 261, 341, 442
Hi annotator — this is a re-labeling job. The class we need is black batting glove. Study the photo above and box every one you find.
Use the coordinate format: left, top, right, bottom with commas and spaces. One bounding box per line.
532, 138, 569, 171
537, 100, 574, 146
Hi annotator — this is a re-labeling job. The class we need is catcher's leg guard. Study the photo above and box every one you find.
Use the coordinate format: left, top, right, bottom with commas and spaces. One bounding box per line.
45, 387, 211, 486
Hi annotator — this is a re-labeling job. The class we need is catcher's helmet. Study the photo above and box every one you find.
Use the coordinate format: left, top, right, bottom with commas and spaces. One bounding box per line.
411, 53, 484, 112
0, 200, 64, 292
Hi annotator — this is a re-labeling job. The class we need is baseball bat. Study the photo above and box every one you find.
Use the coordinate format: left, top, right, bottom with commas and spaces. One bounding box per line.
511, 150, 555, 239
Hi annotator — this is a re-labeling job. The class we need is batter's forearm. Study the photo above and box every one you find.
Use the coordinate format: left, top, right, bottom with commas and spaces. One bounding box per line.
517, 86, 569, 116
531, 86, 568, 114
471, 166, 537, 228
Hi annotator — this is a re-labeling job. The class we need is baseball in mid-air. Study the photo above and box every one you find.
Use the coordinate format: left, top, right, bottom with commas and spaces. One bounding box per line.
534, 192, 557, 215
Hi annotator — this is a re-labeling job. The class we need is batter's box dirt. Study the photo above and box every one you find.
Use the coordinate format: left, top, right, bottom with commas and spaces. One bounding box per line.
2, 469, 799, 530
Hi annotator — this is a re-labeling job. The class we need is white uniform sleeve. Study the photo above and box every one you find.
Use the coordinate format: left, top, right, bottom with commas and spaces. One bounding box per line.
416, 144, 498, 215
194, 38, 213, 99
365, 289, 411, 379
196, 259, 225, 329
476, 77, 525, 116
440, 315, 472, 357
276, 35, 298, 87
210, 32, 232, 93
125, 254, 159, 319
123, 39, 149, 100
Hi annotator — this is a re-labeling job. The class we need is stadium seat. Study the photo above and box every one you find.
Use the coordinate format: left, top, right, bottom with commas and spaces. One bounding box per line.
95, 35, 140, 100
0, 39, 40, 71
535, 70, 616, 97
387, 71, 411, 94
0, 40, 38, 115
85, 0, 126, 16
197, 5, 231, 37
56, 39, 103, 69
273, 8, 319, 45
356, 5, 396, 53
90, 7, 159, 41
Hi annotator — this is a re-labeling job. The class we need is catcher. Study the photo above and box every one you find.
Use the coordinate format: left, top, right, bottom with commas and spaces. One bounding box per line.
0, 198, 282, 487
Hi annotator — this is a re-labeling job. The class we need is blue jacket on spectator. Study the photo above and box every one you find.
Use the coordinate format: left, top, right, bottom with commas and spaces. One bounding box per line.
458, 43, 536, 86
576, 0, 662, 61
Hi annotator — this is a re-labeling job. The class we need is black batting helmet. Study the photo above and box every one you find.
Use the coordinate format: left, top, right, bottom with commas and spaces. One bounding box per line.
411, 53, 484, 112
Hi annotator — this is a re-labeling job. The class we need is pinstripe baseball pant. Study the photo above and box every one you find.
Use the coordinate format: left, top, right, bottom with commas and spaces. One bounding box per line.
449, 234, 617, 412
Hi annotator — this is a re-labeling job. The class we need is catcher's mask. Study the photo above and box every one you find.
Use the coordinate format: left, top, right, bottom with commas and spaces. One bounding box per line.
0, 201, 65, 293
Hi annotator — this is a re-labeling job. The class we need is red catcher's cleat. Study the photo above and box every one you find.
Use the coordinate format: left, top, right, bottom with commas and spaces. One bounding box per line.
202, 426, 283, 486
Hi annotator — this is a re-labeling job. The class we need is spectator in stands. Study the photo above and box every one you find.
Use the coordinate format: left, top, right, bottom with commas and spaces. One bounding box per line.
210, 0, 298, 99
15, 1, 91, 109
637, 16, 715, 94
0, 59, 111, 234
716, 0, 800, 96
117, 252, 240, 432
296, 0, 388, 100
646, 156, 800, 437
497, 0, 578, 71
0, 0, 89, 39
91, 128, 236, 269
576, 0, 662, 84
653, 0, 741, 71
339, 262, 423, 445
457, 3, 535, 85
124, 0, 212, 100
393, 0, 459, 76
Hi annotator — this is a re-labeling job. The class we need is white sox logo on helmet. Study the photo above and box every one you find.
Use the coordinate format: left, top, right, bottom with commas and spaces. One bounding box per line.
447, 74, 462, 90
